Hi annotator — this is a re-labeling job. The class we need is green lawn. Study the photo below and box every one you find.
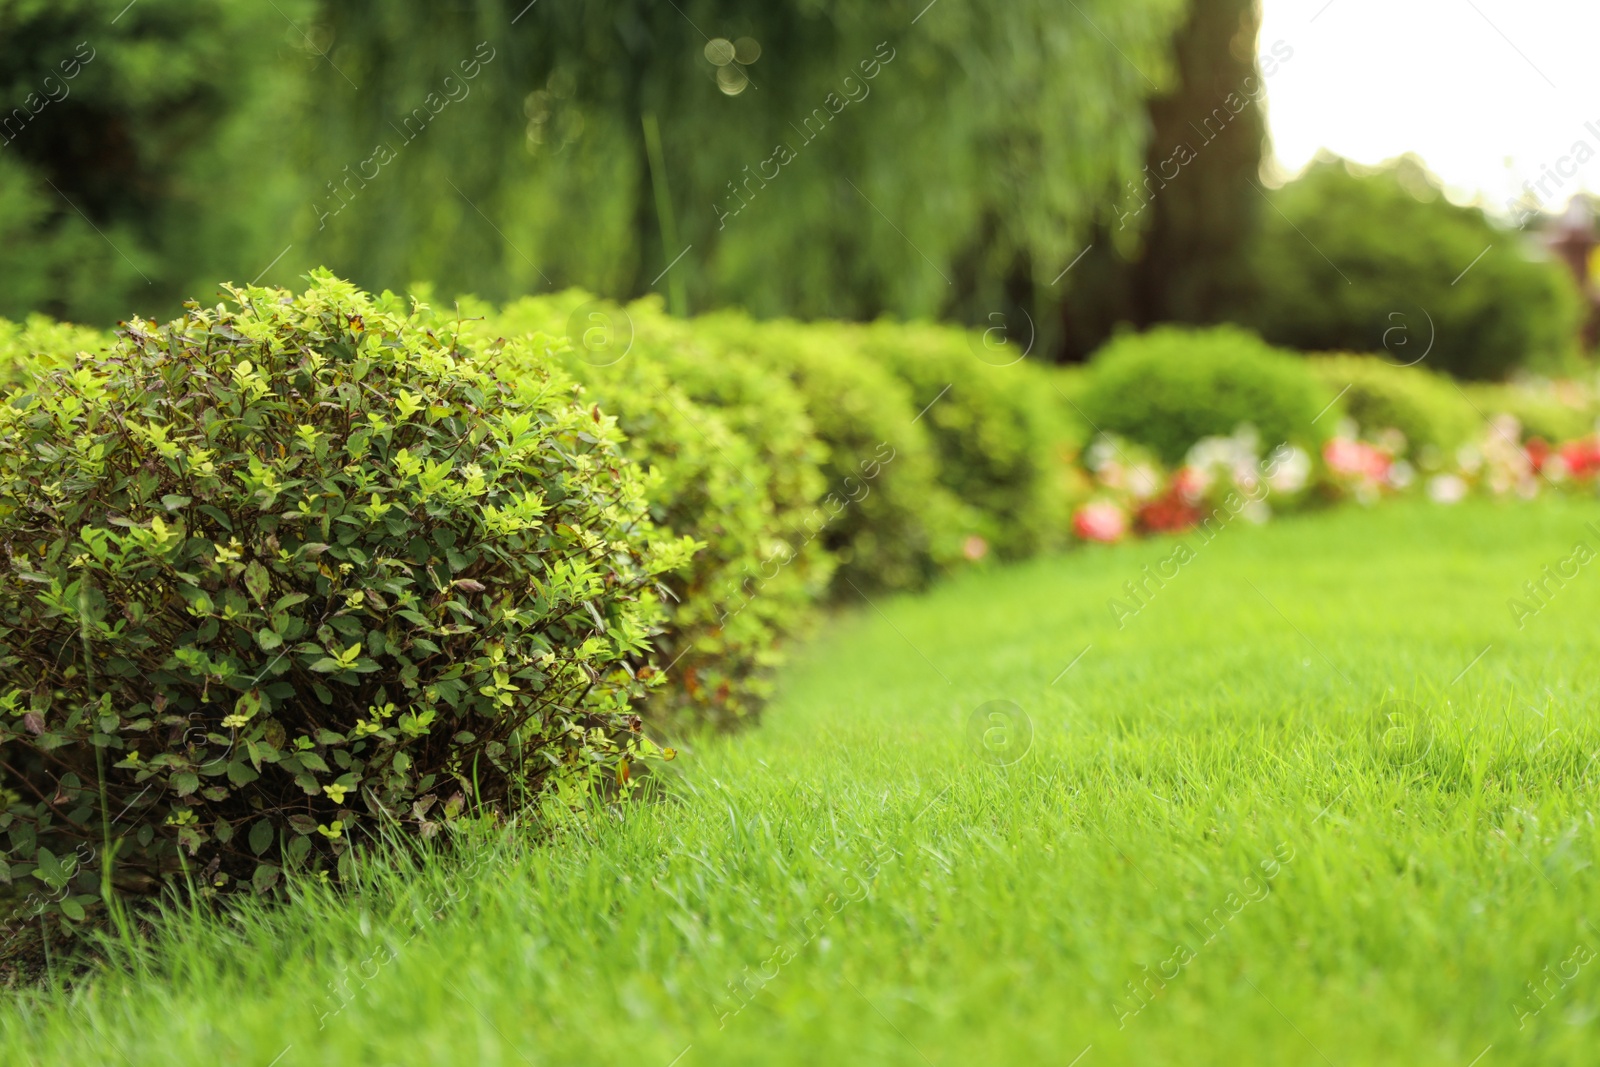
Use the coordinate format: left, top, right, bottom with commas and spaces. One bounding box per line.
6, 498, 1600, 1065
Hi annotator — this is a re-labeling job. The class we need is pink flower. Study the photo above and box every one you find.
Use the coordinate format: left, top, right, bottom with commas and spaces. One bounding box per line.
1073, 501, 1128, 544
1171, 466, 1206, 504
962, 535, 990, 561
1323, 438, 1390, 480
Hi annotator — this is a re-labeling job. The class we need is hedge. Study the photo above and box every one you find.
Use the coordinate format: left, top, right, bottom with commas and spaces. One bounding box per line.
0, 274, 690, 922
691, 311, 974, 596
466, 291, 831, 730
847, 319, 1079, 562
1306, 355, 1482, 459
6, 273, 1592, 937
1076, 325, 1330, 465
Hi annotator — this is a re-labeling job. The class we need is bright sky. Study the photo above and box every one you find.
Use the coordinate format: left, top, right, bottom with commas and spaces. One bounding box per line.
1259, 0, 1600, 218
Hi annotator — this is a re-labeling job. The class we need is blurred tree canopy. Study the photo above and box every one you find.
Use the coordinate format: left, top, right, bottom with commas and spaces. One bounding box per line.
1, 0, 1192, 337
0, 0, 313, 323
1235, 156, 1584, 380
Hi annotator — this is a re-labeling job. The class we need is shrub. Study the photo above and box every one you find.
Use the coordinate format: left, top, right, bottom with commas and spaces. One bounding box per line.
1077, 325, 1330, 465
470, 290, 831, 729
1237, 157, 1584, 380
692, 312, 972, 595
1306, 355, 1481, 458
1460, 381, 1597, 444
848, 319, 1078, 561
0, 274, 689, 922
0, 315, 112, 391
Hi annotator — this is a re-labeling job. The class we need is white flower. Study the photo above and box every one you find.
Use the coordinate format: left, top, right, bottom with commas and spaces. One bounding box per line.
1426, 474, 1468, 505
1265, 446, 1311, 494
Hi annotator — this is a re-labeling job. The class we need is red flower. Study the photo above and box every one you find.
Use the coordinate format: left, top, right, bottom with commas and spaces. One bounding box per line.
1526, 437, 1552, 474
1137, 486, 1200, 534
1559, 437, 1600, 479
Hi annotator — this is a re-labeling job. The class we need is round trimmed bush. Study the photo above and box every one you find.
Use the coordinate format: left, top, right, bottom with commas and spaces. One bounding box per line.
1078, 325, 1330, 465
0, 273, 688, 920
469, 290, 831, 730
693, 311, 972, 595
849, 319, 1079, 561
1306, 355, 1482, 456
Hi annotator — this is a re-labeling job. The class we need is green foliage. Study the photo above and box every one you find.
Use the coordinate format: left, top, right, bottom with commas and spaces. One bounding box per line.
4, 0, 1199, 346
1459, 381, 1597, 443
0, 0, 313, 324
467, 290, 831, 729
1306, 355, 1482, 456
1078, 324, 1329, 464
849, 319, 1077, 560
0, 273, 688, 921
260, 0, 1187, 337
693, 312, 971, 595
0, 315, 111, 391
1237, 157, 1585, 380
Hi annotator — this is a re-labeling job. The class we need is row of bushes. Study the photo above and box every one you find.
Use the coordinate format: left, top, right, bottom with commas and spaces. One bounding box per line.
1, 274, 1592, 934
0, 275, 1093, 929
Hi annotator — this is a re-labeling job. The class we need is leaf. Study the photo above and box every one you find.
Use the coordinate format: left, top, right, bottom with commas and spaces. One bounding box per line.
32, 847, 64, 888
287, 814, 317, 836
171, 772, 200, 796
161, 494, 191, 511
233, 689, 263, 723
249, 819, 274, 856
256, 628, 283, 652
198, 505, 235, 532
60, 897, 86, 922
244, 560, 272, 605
309, 658, 342, 673
252, 863, 281, 894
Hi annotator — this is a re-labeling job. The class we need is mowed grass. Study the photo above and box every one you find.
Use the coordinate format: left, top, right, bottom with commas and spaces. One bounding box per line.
6, 497, 1600, 1066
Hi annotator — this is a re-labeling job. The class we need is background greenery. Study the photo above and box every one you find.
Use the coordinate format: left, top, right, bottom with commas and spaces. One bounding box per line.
2, 0, 1583, 380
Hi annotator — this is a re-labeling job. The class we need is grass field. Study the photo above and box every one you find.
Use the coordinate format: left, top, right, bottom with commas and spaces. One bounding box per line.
5, 498, 1600, 1065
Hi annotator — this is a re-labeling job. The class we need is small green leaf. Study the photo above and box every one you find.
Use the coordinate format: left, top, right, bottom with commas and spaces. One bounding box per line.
249, 819, 274, 856
252, 863, 281, 894
171, 772, 200, 796
160, 494, 191, 511
31, 847, 64, 888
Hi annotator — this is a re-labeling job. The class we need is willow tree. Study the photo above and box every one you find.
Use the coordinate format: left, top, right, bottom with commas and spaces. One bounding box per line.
0, 0, 312, 324
287, 0, 1189, 333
